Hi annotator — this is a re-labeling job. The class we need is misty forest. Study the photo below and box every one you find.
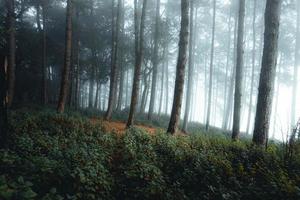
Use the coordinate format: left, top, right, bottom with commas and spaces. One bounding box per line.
1, 0, 300, 199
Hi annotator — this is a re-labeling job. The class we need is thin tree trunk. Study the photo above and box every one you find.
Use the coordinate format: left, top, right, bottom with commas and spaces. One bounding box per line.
272, 54, 282, 139
182, 0, 194, 132
6, 0, 16, 107
0, 56, 8, 148
94, 80, 99, 109
106, 0, 122, 120
148, 0, 161, 120
246, 0, 257, 135
253, 0, 282, 146
57, 0, 73, 113
205, 0, 216, 131
223, 5, 232, 124
232, 0, 245, 140
167, 0, 190, 134
42, 0, 48, 105
126, 0, 148, 127
291, 0, 300, 127
74, 9, 80, 110
159, 49, 165, 115
223, 3, 238, 130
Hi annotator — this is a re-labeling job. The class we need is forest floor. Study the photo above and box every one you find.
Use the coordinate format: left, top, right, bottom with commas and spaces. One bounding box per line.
90, 118, 157, 135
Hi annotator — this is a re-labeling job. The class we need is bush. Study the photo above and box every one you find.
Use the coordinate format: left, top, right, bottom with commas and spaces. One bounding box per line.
0, 110, 300, 199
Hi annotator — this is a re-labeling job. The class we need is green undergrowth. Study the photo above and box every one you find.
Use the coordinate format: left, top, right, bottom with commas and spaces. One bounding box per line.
0, 110, 300, 199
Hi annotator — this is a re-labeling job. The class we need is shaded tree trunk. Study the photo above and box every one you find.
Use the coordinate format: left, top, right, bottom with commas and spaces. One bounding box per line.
6, 0, 16, 107
126, 0, 148, 128
117, 0, 125, 111
57, 0, 73, 113
41, 0, 48, 105
148, 0, 161, 120
291, 0, 300, 127
0, 56, 8, 148
246, 0, 257, 135
205, 0, 216, 131
167, 0, 190, 134
232, 0, 245, 140
74, 8, 80, 110
105, 0, 122, 120
182, 0, 194, 132
253, 0, 282, 146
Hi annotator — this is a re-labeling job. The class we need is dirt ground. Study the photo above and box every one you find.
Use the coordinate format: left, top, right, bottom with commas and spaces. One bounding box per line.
90, 118, 157, 135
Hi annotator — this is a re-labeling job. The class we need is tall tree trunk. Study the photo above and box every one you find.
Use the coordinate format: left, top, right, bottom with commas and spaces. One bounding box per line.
167, 0, 190, 134
105, 0, 122, 120
246, 0, 257, 135
182, 0, 194, 132
158, 49, 165, 116
223, 2, 238, 130
253, 0, 282, 146
126, 0, 148, 127
6, 0, 16, 107
272, 54, 282, 139
164, 48, 169, 115
41, 0, 48, 105
205, 0, 216, 131
291, 0, 300, 127
117, 0, 125, 111
232, 0, 245, 140
57, 0, 73, 113
74, 8, 80, 110
148, 0, 161, 120
223, 5, 232, 125
0, 56, 8, 148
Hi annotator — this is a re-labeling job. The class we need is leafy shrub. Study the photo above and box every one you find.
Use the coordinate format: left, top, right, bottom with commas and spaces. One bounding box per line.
0, 110, 300, 199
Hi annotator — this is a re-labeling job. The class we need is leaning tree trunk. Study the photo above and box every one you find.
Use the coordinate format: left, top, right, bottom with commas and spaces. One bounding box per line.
246, 0, 257, 135
291, 0, 300, 127
205, 0, 216, 131
105, 0, 122, 120
6, 0, 16, 107
182, 0, 194, 133
57, 0, 73, 113
253, 0, 282, 146
126, 0, 148, 128
0, 56, 8, 148
148, 0, 161, 120
232, 0, 245, 140
167, 0, 190, 134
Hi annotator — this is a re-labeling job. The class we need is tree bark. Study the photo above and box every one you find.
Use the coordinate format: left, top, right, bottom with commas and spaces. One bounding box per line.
126, 0, 148, 128
57, 0, 73, 113
167, 0, 190, 134
253, 0, 282, 146
6, 0, 16, 107
182, 0, 194, 132
105, 0, 122, 120
246, 0, 257, 135
148, 0, 161, 120
291, 0, 300, 127
205, 0, 216, 131
0, 56, 8, 148
117, 0, 125, 111
232, 0, 245, 140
